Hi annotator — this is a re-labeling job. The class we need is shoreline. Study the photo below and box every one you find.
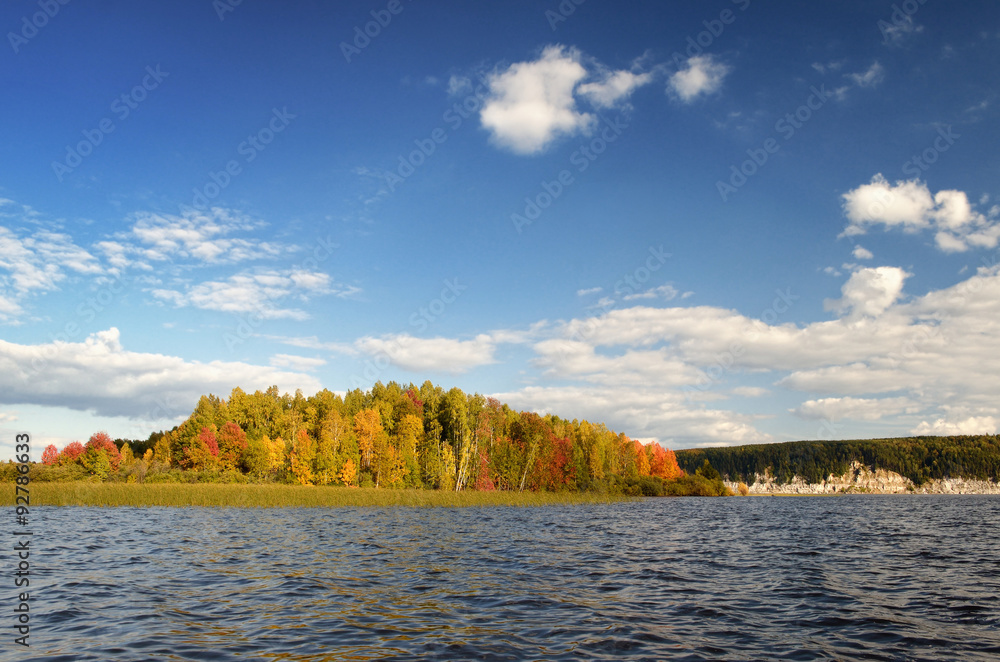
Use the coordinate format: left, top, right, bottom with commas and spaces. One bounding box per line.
2, 482, 637, 508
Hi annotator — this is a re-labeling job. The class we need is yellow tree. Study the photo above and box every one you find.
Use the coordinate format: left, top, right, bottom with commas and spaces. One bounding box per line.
373, 442, 406, 488
290, 429, 315, 485
353, 409, 382, 471
395, 413, 423, 486
439, 443, 457, 490
339, 457, 358, 487
635, 439, 651, 477
261, 435, 287, 473
315, 410, 345, 485
120, 441, 135, 468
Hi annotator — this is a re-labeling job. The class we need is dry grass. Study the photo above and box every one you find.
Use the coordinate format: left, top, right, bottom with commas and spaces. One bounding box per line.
5, 482, 634, 508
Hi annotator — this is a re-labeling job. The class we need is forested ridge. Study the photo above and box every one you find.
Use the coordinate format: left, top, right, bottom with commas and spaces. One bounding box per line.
27, 381, 714, 495
676, 435, 1000, 486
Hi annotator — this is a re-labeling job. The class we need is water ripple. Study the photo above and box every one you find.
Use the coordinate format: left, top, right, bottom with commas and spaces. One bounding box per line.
10, 496, 1000, 661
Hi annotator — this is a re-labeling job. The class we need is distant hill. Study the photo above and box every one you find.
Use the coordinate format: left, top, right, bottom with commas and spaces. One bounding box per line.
675, 435, 1000, 485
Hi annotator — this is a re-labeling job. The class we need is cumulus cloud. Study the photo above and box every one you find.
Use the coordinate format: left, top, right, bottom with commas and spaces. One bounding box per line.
479, 45, 654, 154
667, 55, 729, 102
494, 384, 773, 448
152, 269, 355, 320
852, 245, 874, 260
480, 45, 594, 154
354, 334, 497, 374
824, 266, 910, 319
0, 328, 321, 420
522, 261, 1000, 439
731, 386, 770, 398
254, 258, 1000, 447
842, 175, 1000, 252
531, 339, 702, 387
269, 354, 326, 371
777, 364, 910, 395
579, 69, 652, 108
792, 396, 914, 421
912, 416, 997, 436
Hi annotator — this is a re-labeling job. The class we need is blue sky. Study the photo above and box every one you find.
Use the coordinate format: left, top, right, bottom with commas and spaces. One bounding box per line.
2, 0, 1000, 459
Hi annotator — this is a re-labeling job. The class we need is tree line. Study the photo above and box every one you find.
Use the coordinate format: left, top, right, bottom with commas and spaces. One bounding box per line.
675, 435, 1000, 485
34, 381, 690, 494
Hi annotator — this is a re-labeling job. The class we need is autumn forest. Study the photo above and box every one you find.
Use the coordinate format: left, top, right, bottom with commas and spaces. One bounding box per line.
29, 381, 707, 496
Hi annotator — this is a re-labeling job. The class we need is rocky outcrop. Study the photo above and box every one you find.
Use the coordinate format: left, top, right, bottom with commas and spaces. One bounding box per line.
725, 461, 1000, 495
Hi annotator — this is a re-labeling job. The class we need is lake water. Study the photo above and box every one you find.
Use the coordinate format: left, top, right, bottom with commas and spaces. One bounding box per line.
14, 496, 1000, 661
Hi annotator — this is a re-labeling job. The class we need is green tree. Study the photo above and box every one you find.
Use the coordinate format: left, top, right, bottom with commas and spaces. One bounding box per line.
696, 459, 721, 481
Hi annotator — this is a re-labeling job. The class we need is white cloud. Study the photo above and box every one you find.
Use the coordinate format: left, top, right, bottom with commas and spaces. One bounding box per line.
0, 224, 105, 322
912, 416, 996, 436
792, 396, 914, 421
151, 269, 354, 320
479, 45, 654, 154
247, 257, 1000, 447
123, 208, 288, 266
778, 363, 908, 395
731, 386, 770, 398
623, 284, 679, 301
667, 55, 729, 102
852, 245, 874, 260
824, 266, 910, 319
0, 328, 321, 420
447, 75, 472, 96
881, 16, 924, 46
842, 175, 934, 233
811, 60, 845, 74
355, 334, 497, 374
269, 353, 326, 371
531, 339, 702, 387
480, 45, 594, 154
0, 227, 103, 293
577, 286, 602, 296
847, 61, 885, 88
579, 69, 652, 108
842, 175, 999, 252
493, 384, 772, 447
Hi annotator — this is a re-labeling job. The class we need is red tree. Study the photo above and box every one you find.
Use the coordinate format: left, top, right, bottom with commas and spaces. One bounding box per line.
216, 421, 247, 470
181, 426, 220, 470
198, 427, 220, 457
473, 447, 496, 491
41, 444, 59, 465
634, 438, 651, 477
86, 432, 122, 470
404, 388, 424, 417
649, 442, 683, 480
535, 433, 575, 491
59, 441, 86, 463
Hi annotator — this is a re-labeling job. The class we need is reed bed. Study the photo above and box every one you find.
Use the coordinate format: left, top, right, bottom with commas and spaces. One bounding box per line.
7, 482, 633, 508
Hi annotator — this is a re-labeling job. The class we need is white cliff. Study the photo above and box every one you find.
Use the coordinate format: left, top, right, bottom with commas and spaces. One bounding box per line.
725, 461, 1000, 495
